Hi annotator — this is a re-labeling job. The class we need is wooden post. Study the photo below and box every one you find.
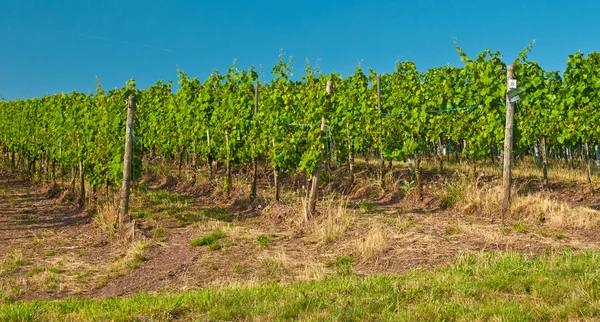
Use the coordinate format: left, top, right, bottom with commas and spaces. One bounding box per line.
272, 138, 280, 202
585, 142, 592, 184
119, 95, 135, 228
307, 80, 332, 219
251, 83, 259, 199
206, 129, 213, 180
501, 65, 515, 225
224, 131, 231, 196
346, 122, 354, 186
79, 160, 85, 206
377, 74, 385, 187
541, 136, 549, 187
438, 137, 444, 172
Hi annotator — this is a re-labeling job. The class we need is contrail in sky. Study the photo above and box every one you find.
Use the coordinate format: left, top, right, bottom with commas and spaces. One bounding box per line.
53, 29, 173, 52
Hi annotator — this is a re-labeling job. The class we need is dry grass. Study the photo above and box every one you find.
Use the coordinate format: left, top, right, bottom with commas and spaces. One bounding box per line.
95, 201, 119, 235
354, 223, 389, 261
0, 248, 108, 300
459, 222, 508, 244
0, 251, 29, 277
512, 160, 598, 183
307, 196, 354, 244
111, 241, 150, 274
255, 249, 329, 282
437, 158, 598, 184
513, 195, 600, 230
438, 169, 600, 231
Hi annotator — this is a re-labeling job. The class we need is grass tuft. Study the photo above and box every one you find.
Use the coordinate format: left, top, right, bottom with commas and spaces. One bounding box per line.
191, 230, 227, 248
256, 235, 270, 247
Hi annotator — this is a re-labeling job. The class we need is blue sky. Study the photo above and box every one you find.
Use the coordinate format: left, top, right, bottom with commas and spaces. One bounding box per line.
1, 0, 598, 99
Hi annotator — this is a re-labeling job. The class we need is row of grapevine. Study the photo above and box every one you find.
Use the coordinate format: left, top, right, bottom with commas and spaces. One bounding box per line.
1, 46, 599, 203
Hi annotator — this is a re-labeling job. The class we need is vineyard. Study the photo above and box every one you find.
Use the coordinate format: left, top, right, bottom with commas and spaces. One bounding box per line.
1, 44, 600, 213
2, 44, 600, 319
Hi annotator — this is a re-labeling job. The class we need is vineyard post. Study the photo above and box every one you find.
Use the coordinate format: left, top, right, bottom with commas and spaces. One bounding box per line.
541, 136, 549, 187
346, 122, 354, 186
308, 80, 332, 220
501, 65, 515, 225
377, 74, 385, 187
585, 142, 592, 183
595, 144, 600, 171
251, 83, 258, 199
119, 95, 135, 228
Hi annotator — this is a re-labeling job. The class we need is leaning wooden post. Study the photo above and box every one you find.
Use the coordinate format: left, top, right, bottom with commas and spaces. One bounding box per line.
377, 74, 385, 187
501, 65, 515, 225
307, 80, 332, 220
119, 95, 135, 228
251, 83, 259, 199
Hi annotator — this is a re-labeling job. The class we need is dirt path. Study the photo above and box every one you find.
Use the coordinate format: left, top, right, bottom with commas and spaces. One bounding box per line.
0, 170, 116, 300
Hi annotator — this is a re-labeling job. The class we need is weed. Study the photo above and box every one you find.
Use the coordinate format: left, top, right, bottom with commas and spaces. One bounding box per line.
359, 202, 375, 212
536, 212, 546, 223
135, 182, 149, 193
133, 211, 156, 219
44, 276, 62, 291
396, 217, 419, 233
151, 227, 168, 242
120, 242, 149, 270
233, 264, 247, 274
47, 267, 63, 274
175, 212, 204, 226
441, 179, 463, 209
511, 221, 528, 233
0, 251, 29, 276
400, 180, 416, 195
328, 256, 354, 276
15, 214, 38, 222
256, 235, 270, 247
262, 259, 280, 277
555, 232, 566, 240
208, 242, 224, 251
191, 230, 226, 249
201, 208, 233, 222
27, 267, 45, 276
43, 251, 55, 257
145, 191, 190, 205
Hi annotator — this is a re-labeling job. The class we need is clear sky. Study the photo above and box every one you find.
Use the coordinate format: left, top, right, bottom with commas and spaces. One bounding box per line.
1, 0, 598, 99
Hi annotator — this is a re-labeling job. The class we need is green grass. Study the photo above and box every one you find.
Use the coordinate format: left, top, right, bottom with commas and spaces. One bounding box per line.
15, 214, 39, 222
511, 221, 529, 233
256, 235, 270, 247
2, 251, 600, 320
131, 210, 156, 220
358, 202, 375, 212
327, 255, 354, 276
190, 230, 226, 248
139, 190, 190, 207
201, 207, 233, 222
